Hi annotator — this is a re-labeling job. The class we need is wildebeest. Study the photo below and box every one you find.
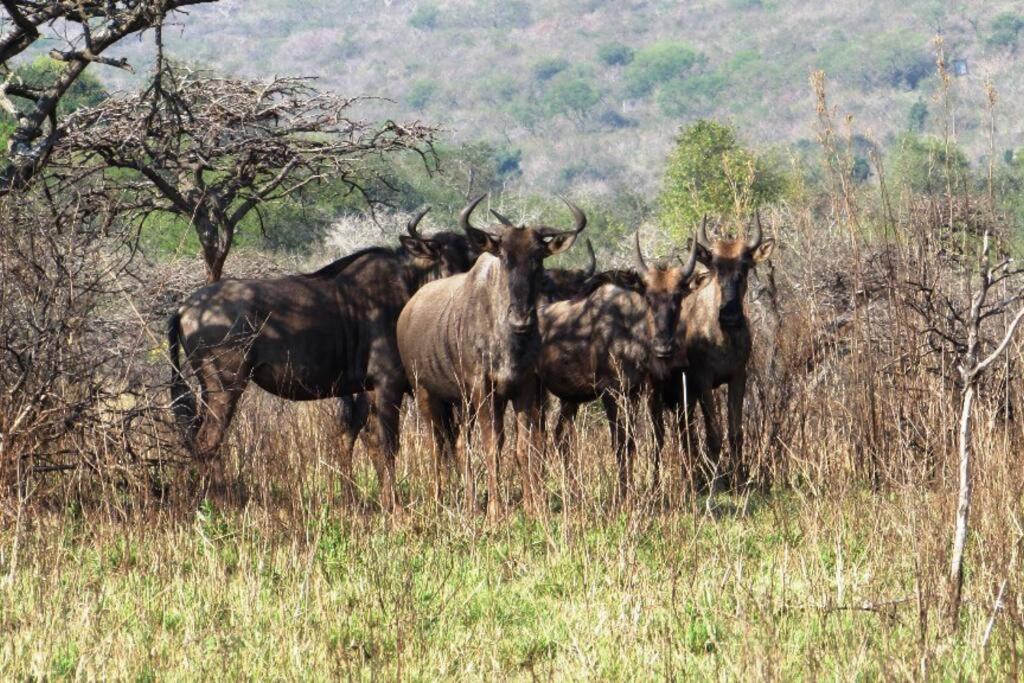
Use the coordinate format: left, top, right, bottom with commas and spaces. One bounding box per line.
666, 213, 776, 490
537, 230, 708, 502
397, 194, 585, 521
167, 209, 477, 509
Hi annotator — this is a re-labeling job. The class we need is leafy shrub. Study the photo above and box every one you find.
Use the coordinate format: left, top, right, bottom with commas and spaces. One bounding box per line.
989, 12, 1024, 49
656, 72, 727, 118
405, 80, 437, 110
409, 4, 441, 30
865, 33, 933, 90
623, 42, 703, 99
533, 57, 569, 82
542, 74, 601, 123
597, 42, 634, 67
659, 120, 786, 233
891, 134, 971, 195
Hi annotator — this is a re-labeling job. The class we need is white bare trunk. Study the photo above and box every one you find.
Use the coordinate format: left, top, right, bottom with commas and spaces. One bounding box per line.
949, 381, 975, 629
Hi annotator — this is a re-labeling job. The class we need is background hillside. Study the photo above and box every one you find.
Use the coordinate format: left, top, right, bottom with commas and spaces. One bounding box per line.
103, 0, 1024, 197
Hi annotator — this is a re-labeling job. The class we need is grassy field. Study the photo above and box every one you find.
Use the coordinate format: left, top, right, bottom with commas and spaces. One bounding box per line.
1, 396, 1020, 680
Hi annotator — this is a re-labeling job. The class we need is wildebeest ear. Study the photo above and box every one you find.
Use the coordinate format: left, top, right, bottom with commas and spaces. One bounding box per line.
687, 270, 712, 292
542, 230, 579, 257
400, 235, 440, 260
751, 237, 775, 264
691, 238, 713, 266
465, 226, 501, 255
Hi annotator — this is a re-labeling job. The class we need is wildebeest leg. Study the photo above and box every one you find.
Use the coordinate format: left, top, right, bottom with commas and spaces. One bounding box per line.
512, 378, 545, 518
478, 386, 507, 524
696, 383, 724, 494
727, 373, 748, 490
602, 394, 630, 506
193, 357, 249, 499
553, 400, 580, 503
338, 392, 371, 506
417, 388, 457, 507
679, 377, 701, 491
365, 384, 403, 514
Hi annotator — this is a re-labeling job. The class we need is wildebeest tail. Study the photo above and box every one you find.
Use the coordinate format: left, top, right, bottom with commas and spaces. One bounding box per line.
167, 311, 198, 440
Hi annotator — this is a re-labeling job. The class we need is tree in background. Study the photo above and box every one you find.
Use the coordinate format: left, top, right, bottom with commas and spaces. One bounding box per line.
659, 120, 785, 234
891, 134, 971, 196
0, 0, 217, 192
56, 64, 436, 282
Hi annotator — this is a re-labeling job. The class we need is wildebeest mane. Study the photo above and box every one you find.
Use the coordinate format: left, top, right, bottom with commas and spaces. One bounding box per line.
304, 246, 402, 279
572, 269, 644, 300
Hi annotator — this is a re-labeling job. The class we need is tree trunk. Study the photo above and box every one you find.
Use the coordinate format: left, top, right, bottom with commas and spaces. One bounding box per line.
195, 214, 233, 283
949, 379, 975, 631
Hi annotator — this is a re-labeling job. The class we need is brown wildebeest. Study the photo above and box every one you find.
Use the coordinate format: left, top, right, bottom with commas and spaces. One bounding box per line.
167, 209, 477, 509
666, 213, 776, 490
397, 194, 585, 521
537, 230, 708, 503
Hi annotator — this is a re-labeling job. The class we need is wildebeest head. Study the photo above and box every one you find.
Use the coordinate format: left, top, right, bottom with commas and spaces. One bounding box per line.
461, 194, 586, 335
693, 212, 776, 329
399, 207, 479, 280
580, 226, 709, 362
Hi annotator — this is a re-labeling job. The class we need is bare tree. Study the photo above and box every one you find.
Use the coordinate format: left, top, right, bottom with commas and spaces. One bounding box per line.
56, 63, 437, 281
946, 233, 1024, 631
0, 1, 218, 190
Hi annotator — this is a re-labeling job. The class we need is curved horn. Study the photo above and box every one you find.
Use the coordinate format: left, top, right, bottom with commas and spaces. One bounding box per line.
746, 210, 763, 250
697, 214, 710, 246
406, 206, 431, 238
633, 231, 648, 272
460, 194, 487, 234
583, 238, 596, 277
677, 230, 699, 279
489, 208, 518, 229
560, 196, 587, 234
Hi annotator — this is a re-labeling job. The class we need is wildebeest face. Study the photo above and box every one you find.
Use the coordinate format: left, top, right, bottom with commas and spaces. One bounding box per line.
400, 207, 479, 279
630, 230, 707, 360
694, 214, 776, 329
461, 194, 586, 335
642, 268, 711, 359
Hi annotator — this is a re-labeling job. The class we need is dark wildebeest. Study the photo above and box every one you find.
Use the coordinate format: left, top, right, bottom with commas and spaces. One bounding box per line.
539, 238, 596, 303
666, 213, 776, 490
537, 230, 708, 502
397, 194, 586, 521
167, 209, 477, 509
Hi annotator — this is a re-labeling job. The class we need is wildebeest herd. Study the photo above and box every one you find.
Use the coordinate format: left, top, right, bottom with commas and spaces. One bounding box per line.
168, 195, 774, 520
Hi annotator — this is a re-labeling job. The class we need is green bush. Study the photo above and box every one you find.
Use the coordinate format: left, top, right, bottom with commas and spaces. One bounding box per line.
623, 42, 703, 99
890, 134, 971, 195
658, 120, 786, 234
656, 72, 727, 118
409, 4, 441, 30
988, 12, 1023, 49
597, 42, 634, 67
542, 74, 601, 123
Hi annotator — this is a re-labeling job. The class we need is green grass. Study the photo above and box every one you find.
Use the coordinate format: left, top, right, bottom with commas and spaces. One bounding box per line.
0, 489, 1010, 679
